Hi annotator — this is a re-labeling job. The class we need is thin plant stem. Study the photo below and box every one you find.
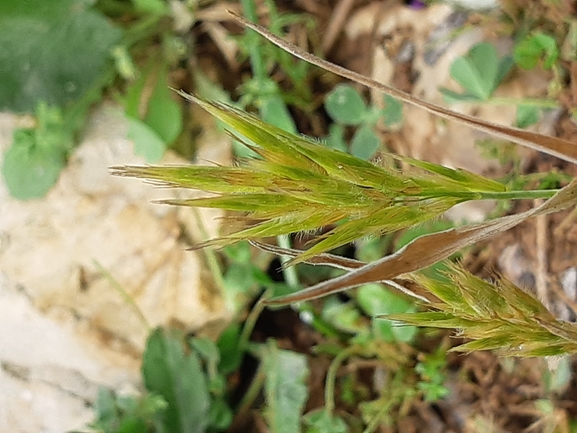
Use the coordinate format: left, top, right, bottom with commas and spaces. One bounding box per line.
231, 359, 267, 422
477, 189, 559, 200
93, 260, 151, 331
240, 0, 266, 81
277, 234, 300, 289
191, 208, 225, 291
408, 188, 560, 202
485, 96, 558, 109
239, 289, 273, 351
325, 345, 359, 416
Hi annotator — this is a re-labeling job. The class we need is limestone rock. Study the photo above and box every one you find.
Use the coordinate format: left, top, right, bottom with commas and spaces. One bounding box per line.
0, 103, 232, 431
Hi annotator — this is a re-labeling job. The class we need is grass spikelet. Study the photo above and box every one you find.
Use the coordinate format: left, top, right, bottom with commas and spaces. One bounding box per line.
385, 263, 577, 357
111, 94, 555, 263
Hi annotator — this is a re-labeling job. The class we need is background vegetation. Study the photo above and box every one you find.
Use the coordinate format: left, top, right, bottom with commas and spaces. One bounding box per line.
3, 0, 577, 431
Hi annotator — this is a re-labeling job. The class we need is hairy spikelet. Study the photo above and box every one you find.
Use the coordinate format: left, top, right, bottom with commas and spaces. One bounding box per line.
111, 94, 508, 263
385, 263, 577, 357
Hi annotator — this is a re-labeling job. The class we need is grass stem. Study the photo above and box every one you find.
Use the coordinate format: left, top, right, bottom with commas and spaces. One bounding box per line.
325, 345, 359, 416
93, 260, 151, 331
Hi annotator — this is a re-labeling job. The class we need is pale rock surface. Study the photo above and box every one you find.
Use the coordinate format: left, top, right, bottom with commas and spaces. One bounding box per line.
0, 104, 232, 432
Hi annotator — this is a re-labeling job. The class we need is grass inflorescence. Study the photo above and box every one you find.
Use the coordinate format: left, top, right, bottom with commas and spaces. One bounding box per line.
112, 93, 556, 267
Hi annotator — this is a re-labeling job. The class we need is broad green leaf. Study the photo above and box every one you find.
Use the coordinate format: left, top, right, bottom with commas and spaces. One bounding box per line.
303, 408, 348, 433
2, 103, 71, 199
325, 84, 368, 125
142, 328, 210, 433
449, 43, 503, 100
127, 118, 167, 163
382, 94, 403, 127
514, 32, 559, 70
516, 105, 540, 128
263, 341, 309, 433
350, 125, 380, 160
355, 237, 391, 263
0, 0, 121, 113
2, 132, 66, 200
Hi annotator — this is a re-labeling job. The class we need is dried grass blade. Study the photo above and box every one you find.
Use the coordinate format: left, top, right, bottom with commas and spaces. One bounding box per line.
230, 12, 577, 165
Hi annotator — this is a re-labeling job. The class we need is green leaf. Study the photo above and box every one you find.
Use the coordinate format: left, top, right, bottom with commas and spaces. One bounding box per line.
325, 84, 368, 125
127, 118, 167, 163
449, 43, 510, 100
0, 0, 121, 113
2, 103, 71, 199
516, 105, 540, 128
438, 87, 483, 104
142, 328, 210, 433
325, 124, 348, 152
350, 125, 380, 160
223, 263, 259, 294
133, 0, 169, 15
321, 297, 366, 334
382, 95, 403, 127
544, 356, 572, 393
263, 341, 309, 433
190, 337, 220, 367
190, 337, 225, 395
112, 45, 138, 81
216, 324, 243, 375
496, 55, 515, 87
92, 388, 118, 428
514, 32, 559, 70
207, 397, 233, 431
224, 241, 253, 263
357, 284, 417, 343
303, 408, 348, 433
260, 94, 297, 134
125, 65, 182, 159
89, 388, 167, 433
144, 68, 182, 145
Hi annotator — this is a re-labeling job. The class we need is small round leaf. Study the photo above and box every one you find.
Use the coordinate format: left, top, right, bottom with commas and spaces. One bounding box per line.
325, 84, 368, 125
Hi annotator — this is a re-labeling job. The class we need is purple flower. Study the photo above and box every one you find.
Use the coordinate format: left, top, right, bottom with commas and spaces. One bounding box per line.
407, 0, 426, 9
